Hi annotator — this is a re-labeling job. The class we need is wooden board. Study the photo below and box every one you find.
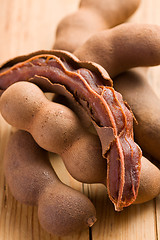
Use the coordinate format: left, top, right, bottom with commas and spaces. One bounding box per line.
0, 0, 160, 239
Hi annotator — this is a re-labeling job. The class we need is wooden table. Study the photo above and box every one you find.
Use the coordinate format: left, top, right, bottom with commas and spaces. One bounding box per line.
0, 0, 160, 239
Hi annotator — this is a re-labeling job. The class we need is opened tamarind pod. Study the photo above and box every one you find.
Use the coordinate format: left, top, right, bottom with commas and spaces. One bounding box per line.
0, 51, 142, 211
53, 0, 141, 52
4, 130, 97, 236
113, 68, 160, 162
74, 23, 160, 78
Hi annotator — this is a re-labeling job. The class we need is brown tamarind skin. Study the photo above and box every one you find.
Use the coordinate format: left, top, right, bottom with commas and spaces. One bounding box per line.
53, 0, 141, 52
74, 23, 160, 78
114, 69, 160, 162
4, 130, 97, 236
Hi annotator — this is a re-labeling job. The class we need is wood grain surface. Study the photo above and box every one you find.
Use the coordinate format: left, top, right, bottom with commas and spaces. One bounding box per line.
0, 0, 160, 239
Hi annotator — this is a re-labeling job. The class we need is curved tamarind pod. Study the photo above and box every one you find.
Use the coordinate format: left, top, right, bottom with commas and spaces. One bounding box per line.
4, 130, 97, 236
53, 0, 141, 52
74, 23, 160, 78
1, 81, 107, 184
113, 69, 160, 162
0, 51, 142, 210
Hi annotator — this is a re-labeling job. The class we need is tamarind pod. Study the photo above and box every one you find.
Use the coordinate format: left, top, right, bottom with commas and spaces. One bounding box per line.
74, 23, 160, 78
0, 51, 142, 211
113, 69, 160, 162
53, 0, 141, 52
1, 80, 107, 184
4, 130, 97, 236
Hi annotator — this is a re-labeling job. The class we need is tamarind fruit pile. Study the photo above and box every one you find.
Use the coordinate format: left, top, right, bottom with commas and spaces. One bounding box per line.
0, 0, 160, 236
0, 51, 143, 211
